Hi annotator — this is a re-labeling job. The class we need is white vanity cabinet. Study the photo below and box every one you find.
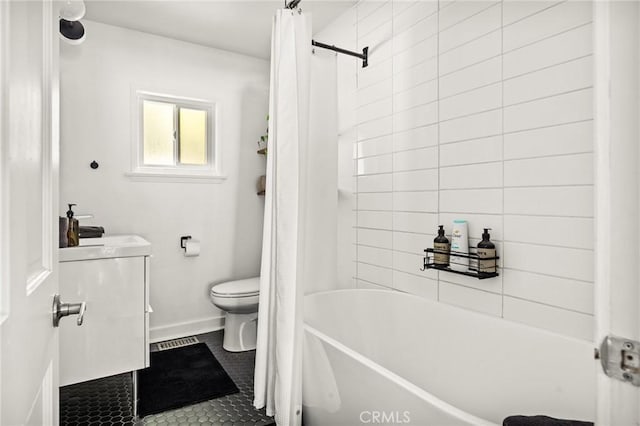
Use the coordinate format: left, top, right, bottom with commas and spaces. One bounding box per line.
58, 235, 151, 386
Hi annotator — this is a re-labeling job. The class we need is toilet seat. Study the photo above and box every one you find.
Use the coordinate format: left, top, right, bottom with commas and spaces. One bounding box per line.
211, 277, 260, 298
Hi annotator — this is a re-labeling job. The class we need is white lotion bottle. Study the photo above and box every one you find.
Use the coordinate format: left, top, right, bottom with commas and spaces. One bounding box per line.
450, 220, 469, 272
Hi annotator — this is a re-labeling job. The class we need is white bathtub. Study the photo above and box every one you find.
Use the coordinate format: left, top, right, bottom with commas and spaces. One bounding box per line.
302, 289, 596, 426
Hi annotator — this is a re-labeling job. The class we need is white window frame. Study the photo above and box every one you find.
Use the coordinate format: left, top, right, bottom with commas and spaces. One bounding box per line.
128, 90, 225, 182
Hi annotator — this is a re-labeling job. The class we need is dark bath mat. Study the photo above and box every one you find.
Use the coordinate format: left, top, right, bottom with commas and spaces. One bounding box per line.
137, 342, 239, 417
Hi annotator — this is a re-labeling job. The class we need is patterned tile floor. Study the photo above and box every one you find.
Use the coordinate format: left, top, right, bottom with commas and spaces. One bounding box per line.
60, 330, 274, 426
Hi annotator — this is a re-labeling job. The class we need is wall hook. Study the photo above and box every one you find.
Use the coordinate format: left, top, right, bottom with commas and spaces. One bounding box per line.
90, 160, 99, 169
180, 235, 192, 250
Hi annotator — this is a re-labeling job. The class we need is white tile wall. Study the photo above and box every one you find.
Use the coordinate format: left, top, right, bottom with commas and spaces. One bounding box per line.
348, 0, 594, 340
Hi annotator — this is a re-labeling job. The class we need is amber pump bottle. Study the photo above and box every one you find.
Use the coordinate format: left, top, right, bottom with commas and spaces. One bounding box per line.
477, 228, 496, 274
66, 204, 79, 247
433, 225, 450, 266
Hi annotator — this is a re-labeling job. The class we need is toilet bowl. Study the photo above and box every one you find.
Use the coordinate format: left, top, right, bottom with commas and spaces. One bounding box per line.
210, 277, 260, 352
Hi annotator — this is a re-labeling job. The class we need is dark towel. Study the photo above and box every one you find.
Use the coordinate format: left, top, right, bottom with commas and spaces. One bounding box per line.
503, 415, 593, 426
78, 226, 105, 239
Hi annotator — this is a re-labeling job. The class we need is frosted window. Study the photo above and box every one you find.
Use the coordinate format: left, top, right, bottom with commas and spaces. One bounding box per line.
143, 101, 175, 166
179, 108, 207, 165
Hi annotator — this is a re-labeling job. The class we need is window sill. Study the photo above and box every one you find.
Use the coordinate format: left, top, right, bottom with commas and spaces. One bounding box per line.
125, 170, 227, 183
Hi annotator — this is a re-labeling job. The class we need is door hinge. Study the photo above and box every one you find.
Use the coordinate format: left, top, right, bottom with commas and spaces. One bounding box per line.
599, 335, 640, 386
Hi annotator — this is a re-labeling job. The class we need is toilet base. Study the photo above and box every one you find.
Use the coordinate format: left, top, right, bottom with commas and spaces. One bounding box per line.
223, 312, 258, 352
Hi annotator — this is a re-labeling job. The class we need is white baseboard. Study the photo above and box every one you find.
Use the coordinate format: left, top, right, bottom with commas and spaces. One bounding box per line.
149, 315, 225, 343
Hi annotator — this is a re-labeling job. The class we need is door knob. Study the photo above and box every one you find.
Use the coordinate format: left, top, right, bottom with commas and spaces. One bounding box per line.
52, 294, 86, 327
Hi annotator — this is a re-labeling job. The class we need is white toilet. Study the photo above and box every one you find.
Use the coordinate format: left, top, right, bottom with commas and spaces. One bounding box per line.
210, 277, 260, 352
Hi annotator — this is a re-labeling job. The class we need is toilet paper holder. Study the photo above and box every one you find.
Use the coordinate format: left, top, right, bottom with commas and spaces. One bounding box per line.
180, 235, 192, 251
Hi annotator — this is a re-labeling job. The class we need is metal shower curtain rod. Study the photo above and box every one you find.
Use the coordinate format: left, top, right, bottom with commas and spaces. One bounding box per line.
312, 40, 369, 68
284, 0, 369, 68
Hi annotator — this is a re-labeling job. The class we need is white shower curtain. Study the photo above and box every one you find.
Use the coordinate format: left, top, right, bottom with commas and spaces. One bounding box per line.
254, 8, 338, 426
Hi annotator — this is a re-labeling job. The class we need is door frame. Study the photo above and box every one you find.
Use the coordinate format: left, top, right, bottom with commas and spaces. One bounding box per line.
594, 1, 640, 424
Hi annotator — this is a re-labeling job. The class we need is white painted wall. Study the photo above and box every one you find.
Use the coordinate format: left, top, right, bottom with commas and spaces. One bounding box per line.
60, 21, 270, 341
324, 0, 595, 341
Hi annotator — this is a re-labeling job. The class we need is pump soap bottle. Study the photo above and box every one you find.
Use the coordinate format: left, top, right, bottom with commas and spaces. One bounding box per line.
433, 225, 450, 266
477, 228, 496, 274
66, 204, 79, 247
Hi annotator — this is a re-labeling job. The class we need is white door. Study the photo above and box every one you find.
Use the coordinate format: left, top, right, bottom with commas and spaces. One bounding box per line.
0, 0, 61, 425
594, 1, 640, 424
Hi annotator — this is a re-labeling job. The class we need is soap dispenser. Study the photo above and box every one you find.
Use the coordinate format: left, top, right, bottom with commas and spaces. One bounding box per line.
477, 228, 496, 274
433, 225, 450, 266
66, 204, 79, 247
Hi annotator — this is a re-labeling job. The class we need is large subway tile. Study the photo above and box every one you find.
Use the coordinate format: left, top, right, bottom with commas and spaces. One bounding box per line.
503, 242, 593, 282
504, 56, 593, 106
504, 121, 593, 160
357, 115, 392, 140
503, 1, 592, 52
366, 38, 393, 64
440, 109, 502, 144
504, 89, 593, 133
393, 250, 426, 275
358, 173, 393, 192
504, 153, 593, 187
392, 270, 438, 300
393, 79, 438, 112
504, 186, 593, 217
440, 188, 503, 215
393, 211, 438, 234
393, 0, 418, 17
503, 24, 592, 78
393, 190, 438, 212
393, 35, 438, 73
393, 56, 438, 93
357, 0, 388, 23
358, 192, 393, 211
358, 210, 393, 230
357, 154, 393, 175
357, 98, 393, 124
358, 21, 392, 53
357, 134, 393, 158
357, 262, 393, 287
503, 269, 594, 314
439, 30, 501, 75
357, 78, 392, 107
439, 82, 501, 121
393, 101, 438, 132
358, 1, 392, 37
357, 245, 393, 268
356, 279, 389, 290
439, 212, 503, 241
439, 56, 501, 98
359, 58, 393, 88
503, 296, 593, 341
439, 135, 503, 167
393, 168, 438, 191
393, 230, 432, 255
503, 0, 562, 26
392, 12, 438, 54
439, 4, 501, 53
440, 162, 503, 189
439, 282, 502, 317
438, 1, 498, 31
438, 265, 503, 294
504, 215, 593, 250
393, 124, 438, 151
393, 146, 438, 172
394, 0, 438, 31
358, 228, 393, 248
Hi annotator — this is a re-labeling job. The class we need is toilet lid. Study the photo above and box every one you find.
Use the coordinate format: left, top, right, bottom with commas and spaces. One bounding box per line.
211, 277, 260, 297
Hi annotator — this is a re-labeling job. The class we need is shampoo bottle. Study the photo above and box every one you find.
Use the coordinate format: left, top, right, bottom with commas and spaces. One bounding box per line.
450, 220, 469, 272
66, 204, 79, 247
433, 225, 450, 266
477, 228, 496, 274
